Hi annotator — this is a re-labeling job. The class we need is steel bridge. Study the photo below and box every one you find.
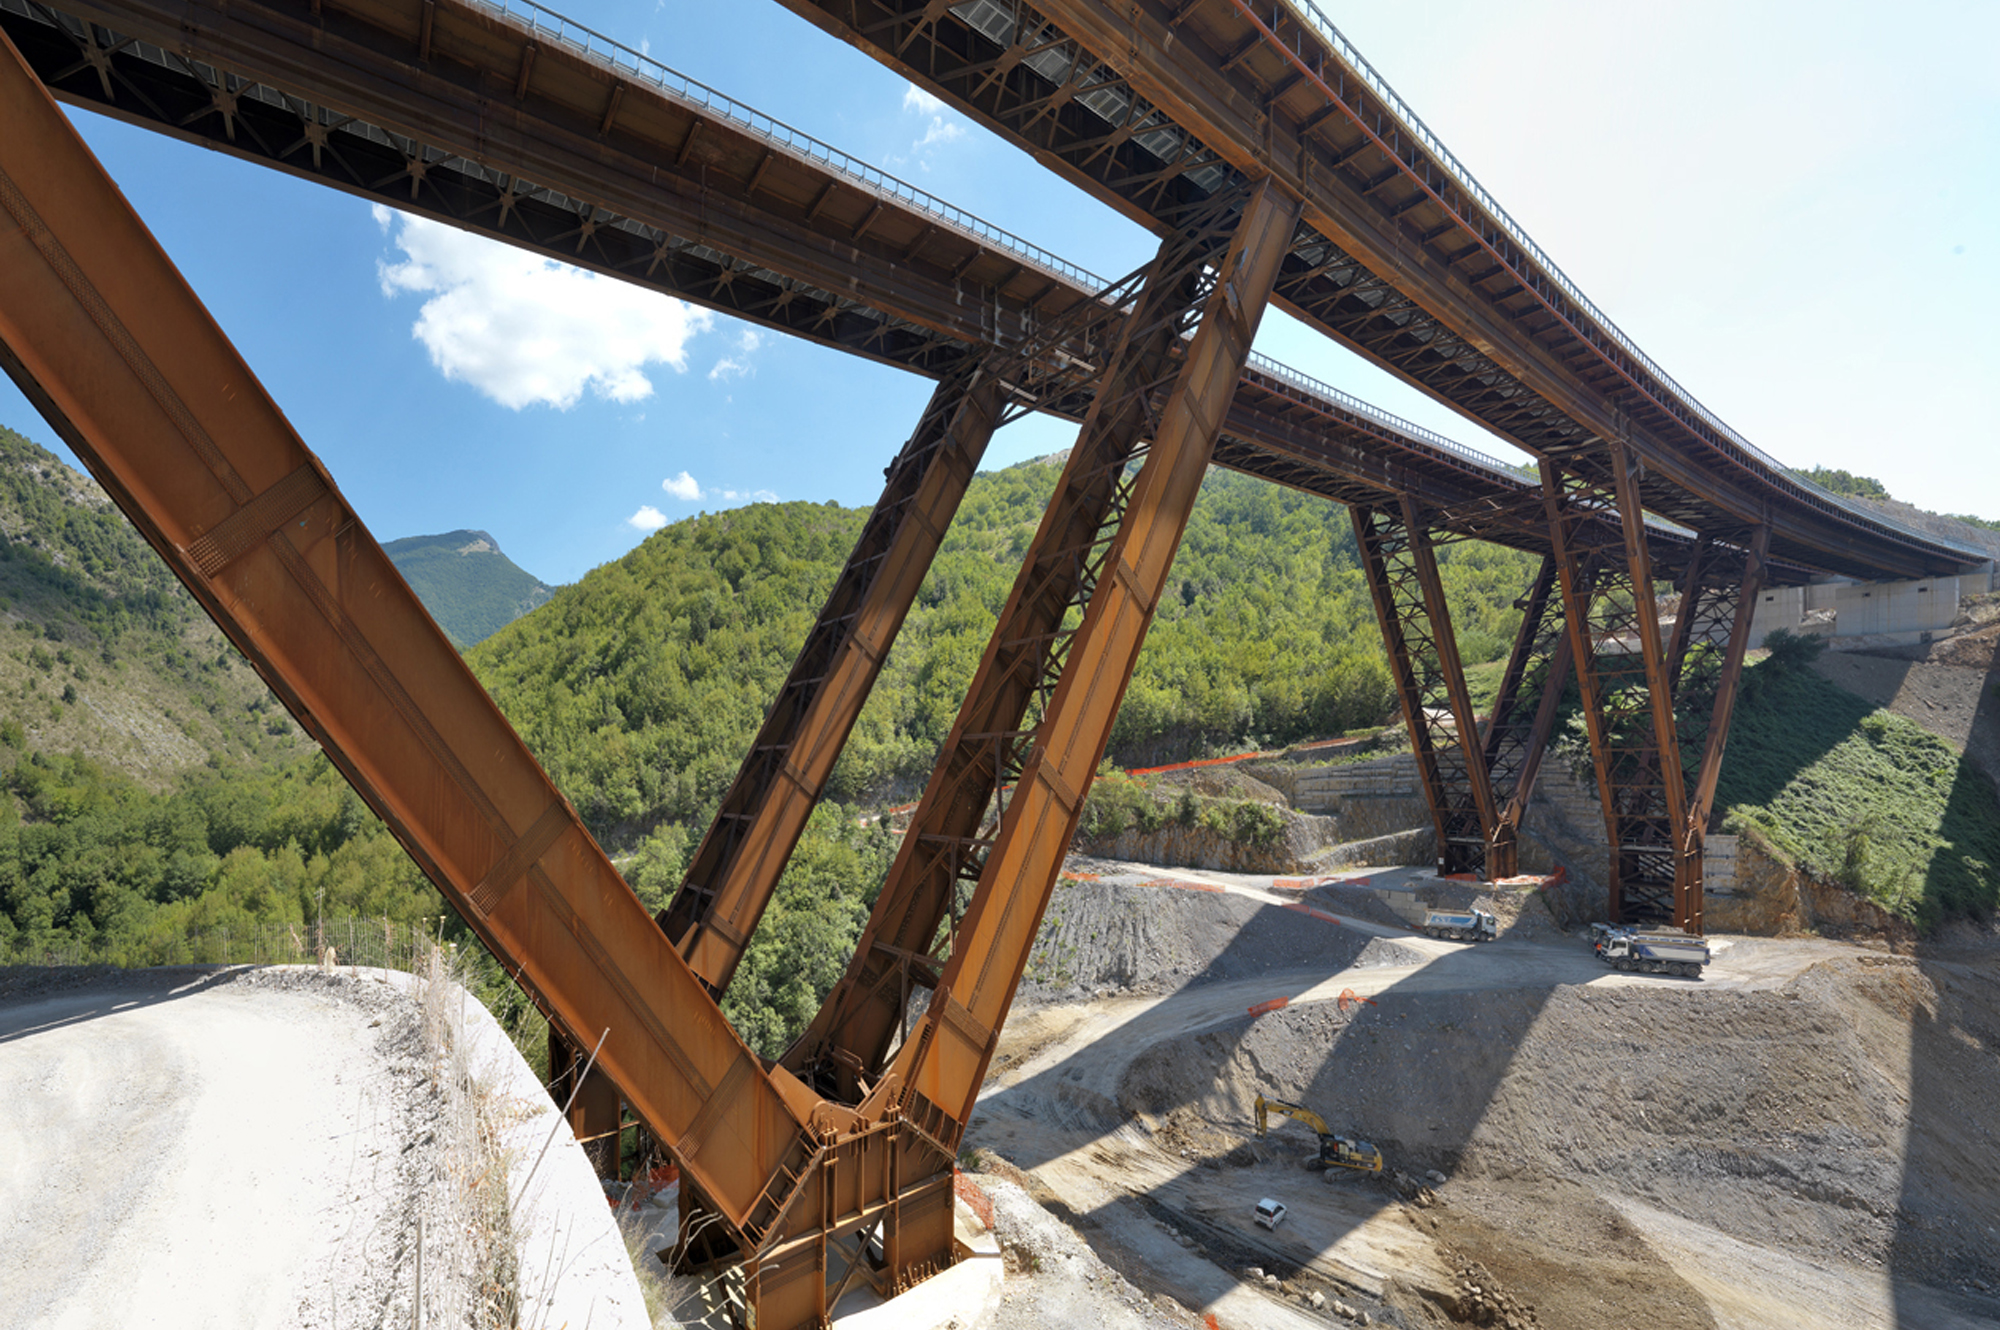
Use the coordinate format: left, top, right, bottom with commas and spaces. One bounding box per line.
0, 0, 1986, 1325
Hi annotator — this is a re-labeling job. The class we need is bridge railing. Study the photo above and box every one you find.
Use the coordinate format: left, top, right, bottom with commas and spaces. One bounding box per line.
1243, 352, 1525, 480
464, 0, 1104, 293
1276, 0, 1989, 561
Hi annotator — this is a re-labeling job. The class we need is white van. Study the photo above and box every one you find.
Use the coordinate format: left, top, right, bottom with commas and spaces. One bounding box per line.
1254, 1197, 1286, 1230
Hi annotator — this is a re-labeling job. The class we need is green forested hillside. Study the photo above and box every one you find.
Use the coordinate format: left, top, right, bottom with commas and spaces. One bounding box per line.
384, 529, 553, 647
0, 426, 314, 779
471, 461, 1537, 840
0, 439, 1548, 1054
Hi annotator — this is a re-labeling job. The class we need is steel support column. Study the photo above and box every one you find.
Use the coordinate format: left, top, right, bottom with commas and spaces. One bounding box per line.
1540, 450, 1691, 925
550, 1029, 623, 1176
1481, 555, 1573, 879
781, 193, 1251, 1105
661, 363, 1007, 995
1670, 526, 1769, 933
856, 173, 1300, 1280
1351, 497, 1500, 876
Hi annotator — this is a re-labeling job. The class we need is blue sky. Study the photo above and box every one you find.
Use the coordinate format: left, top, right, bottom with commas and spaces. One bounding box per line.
4, 0, 1995, 585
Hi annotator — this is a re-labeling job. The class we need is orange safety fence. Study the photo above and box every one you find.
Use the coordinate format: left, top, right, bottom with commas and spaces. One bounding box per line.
1137, 877, 1224, 894
1336, 988, 1378, 1013
1282, 902, 1342, 926
954, 1169, 995, 1230
1246, 997, 1290, 1017
1492, 866, 1567, 890
1136, 728, 1384, 780
1205, 1316, 1222, 1330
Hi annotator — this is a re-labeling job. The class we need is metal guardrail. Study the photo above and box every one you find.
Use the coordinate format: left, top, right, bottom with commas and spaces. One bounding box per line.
1275, 0, 1989, 562
464, 0, 1104, 292
1243, 351, 1524, 479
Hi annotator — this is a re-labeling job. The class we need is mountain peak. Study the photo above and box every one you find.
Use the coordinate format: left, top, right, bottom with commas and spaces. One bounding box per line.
383, 530, 553, 648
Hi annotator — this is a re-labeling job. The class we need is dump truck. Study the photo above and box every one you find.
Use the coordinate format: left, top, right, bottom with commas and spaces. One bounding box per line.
1594, 926, 1709, 978
1422, 907, 1497, 941
1253, 1093, 1384, 1173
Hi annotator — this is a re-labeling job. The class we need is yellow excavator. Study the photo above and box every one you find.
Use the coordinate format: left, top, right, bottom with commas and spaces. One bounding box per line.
1253, 1093, 1385, 1173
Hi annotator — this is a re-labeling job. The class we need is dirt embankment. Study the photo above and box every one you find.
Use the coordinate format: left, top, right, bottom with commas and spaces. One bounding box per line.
1813, 614, 2000, 794
1116, 951, 2000, 1323
1018, 875, 1421, 1008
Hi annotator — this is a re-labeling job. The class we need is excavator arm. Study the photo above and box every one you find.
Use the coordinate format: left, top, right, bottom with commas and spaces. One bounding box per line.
1253, 1093, 1332, 1139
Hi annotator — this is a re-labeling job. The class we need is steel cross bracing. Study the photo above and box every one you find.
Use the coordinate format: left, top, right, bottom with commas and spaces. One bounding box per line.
1351, 498, 1500, 877
660, 262, 1154, 996
773, 0, 1989, 583
0, 4, 1845, 1325
1, 0, 1783, 953
1479, 555, 1572, 880
15, 0, 1774, 940
1537, 452, 1774, 930
781, 190, 1246, 1105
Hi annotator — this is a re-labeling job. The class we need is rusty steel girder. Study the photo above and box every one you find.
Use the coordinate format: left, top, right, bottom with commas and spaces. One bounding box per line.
0, 26, 826, 1252
1351, 498, 1499, 876
1540, 451, 1693, 926
771, 0, 1981, 582
1667, 527, 1770, 934
781, 190, 1253, 1105
660, 364, 1008, 996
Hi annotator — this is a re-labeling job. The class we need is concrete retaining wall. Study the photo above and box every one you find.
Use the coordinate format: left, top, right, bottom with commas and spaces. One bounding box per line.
1750, 563, 1996, 646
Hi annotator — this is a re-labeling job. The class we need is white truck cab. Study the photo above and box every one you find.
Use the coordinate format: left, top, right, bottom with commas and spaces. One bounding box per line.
1254, 1197, 1287, 1230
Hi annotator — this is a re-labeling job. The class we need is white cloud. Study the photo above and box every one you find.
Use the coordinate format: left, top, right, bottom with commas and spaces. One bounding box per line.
708, 328, 764, 382
656, 470, 776, 506
375, 209, 713, 410
627, 505, 668, 531
916, 118, 964, 150
901, 84, 964, 167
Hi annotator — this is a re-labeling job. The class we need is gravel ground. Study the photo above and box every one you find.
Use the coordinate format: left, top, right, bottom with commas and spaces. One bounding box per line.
976, 1177, 1207, 1330
0, 963, 516, 1329
965, 861, 2000, 1330
1017, 874, 1422, 1009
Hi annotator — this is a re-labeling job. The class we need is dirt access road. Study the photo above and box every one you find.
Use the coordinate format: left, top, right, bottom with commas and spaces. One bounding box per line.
965, 867, 2000, 1330
0, 967, 432, 1329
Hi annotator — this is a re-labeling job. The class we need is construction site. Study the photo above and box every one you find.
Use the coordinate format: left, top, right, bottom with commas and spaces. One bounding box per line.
1, 0, 1997, 1326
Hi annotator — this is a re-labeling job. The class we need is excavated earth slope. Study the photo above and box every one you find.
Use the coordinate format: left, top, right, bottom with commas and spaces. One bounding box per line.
970, 875, 2000, 1330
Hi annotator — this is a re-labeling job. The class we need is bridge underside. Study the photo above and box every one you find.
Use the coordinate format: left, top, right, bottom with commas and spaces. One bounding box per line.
0, 0, 1937, 1323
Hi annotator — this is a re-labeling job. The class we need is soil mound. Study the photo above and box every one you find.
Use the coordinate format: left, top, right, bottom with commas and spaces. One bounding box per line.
1117, 952, 2000, 1293
1017, 878, 1413, 1007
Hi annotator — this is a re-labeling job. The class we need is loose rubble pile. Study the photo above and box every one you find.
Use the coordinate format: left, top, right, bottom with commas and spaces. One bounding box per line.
1440, 1254, 1541, 1330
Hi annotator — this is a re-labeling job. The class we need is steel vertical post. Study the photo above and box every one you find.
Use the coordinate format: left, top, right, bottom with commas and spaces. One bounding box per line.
883, 174, 1300, 1138
783, 197, 1240, 1102
662, 365, 1006, 995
